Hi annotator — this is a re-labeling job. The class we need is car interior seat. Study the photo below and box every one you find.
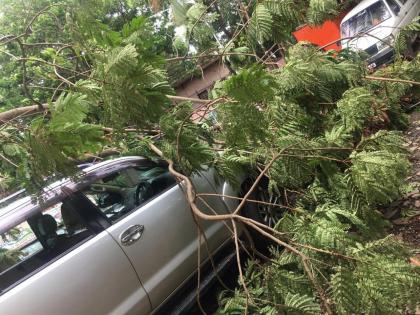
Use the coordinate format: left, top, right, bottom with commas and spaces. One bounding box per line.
37, 214, 67, 250
61, 202, 84, 236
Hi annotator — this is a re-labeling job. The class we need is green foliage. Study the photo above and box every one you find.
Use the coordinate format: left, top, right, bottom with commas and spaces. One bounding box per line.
395, 17, 420, 56
263, 0, 303, 25
86, 24, 173, 127
347, 150, 409, 205
215, 43, 418, 314
283, 293, 321, 314
0, 2, 419, 314
357, 130, 407, 154
159, 102, 214, 175
330, 266, 361, 314
307, 0, 339, 26
336, 87, 374, 132
248, 4, 273, 45
276, 45, 364, 103
25, 92, 104, 187
223, 66, 277, 104
220, 222, 420, 315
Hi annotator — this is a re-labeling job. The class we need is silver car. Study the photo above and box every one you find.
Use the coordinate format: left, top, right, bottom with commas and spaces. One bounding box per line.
0, 156, 255, 315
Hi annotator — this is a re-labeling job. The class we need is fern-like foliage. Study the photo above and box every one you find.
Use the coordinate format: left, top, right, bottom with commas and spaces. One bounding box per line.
276, 44, 364, 104
159, 102, 214, 175
347, 150, 409, 205
336, 87, 374, 132
263, 0, 303, 25
25, 92, 104, 188
247, 4, 273, 45
306, 0, 339, 25
223, 66, 277, 104
215, 43, 417, 315
80, 18, 174, 129
357, 130, 407, 154
394, 17, 420, 56
330, 266, 362, 314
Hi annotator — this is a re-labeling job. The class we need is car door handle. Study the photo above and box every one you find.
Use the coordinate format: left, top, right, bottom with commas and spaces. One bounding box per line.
120, 225, 144, 246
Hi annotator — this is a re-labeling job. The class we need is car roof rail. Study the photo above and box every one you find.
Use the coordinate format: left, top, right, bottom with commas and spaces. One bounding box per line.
0, 189, 27, 209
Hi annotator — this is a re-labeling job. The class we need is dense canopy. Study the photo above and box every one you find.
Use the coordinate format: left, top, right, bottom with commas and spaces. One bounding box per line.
0, 0, 419, 314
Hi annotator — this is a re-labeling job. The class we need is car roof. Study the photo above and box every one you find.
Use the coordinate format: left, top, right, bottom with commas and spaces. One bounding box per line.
0, 156, 149, 234
341, 0, 384, 24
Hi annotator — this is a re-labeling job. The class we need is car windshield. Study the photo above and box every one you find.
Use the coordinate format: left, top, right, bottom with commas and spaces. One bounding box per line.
341, 1, 391, 37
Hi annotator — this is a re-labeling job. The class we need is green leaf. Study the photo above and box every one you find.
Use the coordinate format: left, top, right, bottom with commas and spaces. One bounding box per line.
283, 292, 321, 314
331, 266, 361, 314
248, 4, 273, 45
104, 44, 138, 74
2, 143, 20, 157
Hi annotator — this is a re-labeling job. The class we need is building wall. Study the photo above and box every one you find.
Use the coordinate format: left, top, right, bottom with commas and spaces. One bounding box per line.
292, 12, 347, 51
175, 62, 230, 100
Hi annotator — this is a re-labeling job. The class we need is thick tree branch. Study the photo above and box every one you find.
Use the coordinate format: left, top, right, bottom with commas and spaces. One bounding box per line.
0, 104, 48, 125
0, 95, 214, 126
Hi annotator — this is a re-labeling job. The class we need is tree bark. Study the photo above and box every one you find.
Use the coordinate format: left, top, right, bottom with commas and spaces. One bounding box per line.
0, 104, 48, 125
0, 95, 212, 126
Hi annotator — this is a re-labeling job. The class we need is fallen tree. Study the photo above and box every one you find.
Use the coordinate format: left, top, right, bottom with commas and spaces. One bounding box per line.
1, 1, 420, 314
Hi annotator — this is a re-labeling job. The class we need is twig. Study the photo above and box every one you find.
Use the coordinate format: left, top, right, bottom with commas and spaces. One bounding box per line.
25, 4, 61, 35
232, 219, 252, 313
365, 75, 420, 86
15, 38, 44, 110
166, 52, 258, 62
195, 213, 232, 292
0, 153, 18, 168
233, 149, 287, 215
196, 192, 301, 213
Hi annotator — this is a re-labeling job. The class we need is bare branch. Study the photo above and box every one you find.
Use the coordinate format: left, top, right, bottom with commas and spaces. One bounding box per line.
365, 75, 420, 86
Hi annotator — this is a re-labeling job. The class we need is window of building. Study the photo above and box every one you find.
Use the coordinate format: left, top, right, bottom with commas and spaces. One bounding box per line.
197, 89, 209, 100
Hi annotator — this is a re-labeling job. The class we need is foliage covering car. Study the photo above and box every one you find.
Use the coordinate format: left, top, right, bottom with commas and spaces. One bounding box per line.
0, 156, 257, 314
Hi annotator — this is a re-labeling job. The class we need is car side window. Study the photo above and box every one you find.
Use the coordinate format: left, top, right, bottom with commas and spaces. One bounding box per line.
0, 198, 94, 293
82, 165, 176, 223
385, 0, 401, 15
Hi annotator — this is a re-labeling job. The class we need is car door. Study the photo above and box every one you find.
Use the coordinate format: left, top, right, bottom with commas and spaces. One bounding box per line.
401, 0, 420, 23
391, 0, 419, 28
79, 161, 232, 311
0, 193, 151, 315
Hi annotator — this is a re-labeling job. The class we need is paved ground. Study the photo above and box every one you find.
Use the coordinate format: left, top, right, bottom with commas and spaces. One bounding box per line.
391, 111, 420, 258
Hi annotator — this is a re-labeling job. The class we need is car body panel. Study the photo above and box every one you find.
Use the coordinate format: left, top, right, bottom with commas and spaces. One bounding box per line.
105, 169, 232, 310
0, 231, 151, 315
0, 157, 237, 315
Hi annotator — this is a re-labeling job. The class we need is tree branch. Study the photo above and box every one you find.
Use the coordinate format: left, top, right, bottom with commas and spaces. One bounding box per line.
0, 95, 215, 126
365, 75, 420, 86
